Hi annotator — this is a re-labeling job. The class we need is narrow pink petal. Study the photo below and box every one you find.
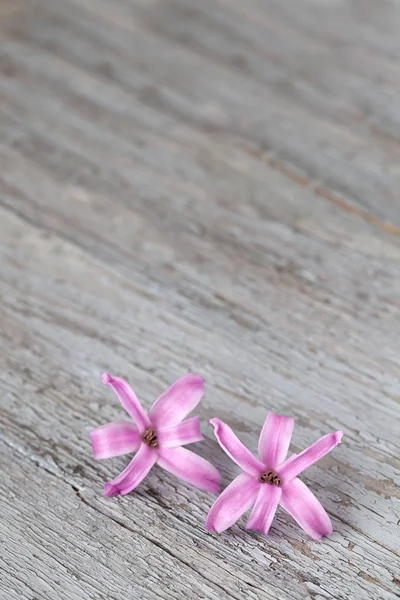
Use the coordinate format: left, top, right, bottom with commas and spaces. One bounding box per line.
101, 373, 150, 433
210, 418, 264, 477
205, 474, 260, 533
157, 446, 221, 493
104, 443, 157, 496
157, 416, 204, 448
284, 453, 298, 465
246, 484, 282, 535
279, 431, 343, 483
89, 421, 141, 460
148, 373, 205, 427
258, 412, 294, 469
280, 478, 333, 540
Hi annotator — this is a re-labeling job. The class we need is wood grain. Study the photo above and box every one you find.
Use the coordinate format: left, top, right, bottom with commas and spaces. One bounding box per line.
1, 1, 399, 599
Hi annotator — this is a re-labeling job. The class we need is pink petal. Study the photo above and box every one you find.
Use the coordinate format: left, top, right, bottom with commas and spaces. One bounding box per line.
284, 453, 298, 465
205, 474, 260, 533
157, 416, 204, 448
280, 478, 333, 540
279, 431, 343, 483
148, 373, 205, 427
210, 418, 264, 477
258, 412, 294, 469
246, 484, 282, 535
101, 373, 150, 433
157, 446, 221, 493
89, 421, 141, 460
104, 443, 157, 496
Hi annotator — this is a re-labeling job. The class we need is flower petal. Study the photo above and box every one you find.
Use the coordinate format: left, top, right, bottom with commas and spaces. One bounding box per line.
101, 373, 150, 433
246, 484, 282, 535
279, 431, 343, 483
210, 418, 264, 477
205, 474, 260, 533
89, 421, 141, 460
104, 443, 157, 496
157, 446, 221, 493
148, 373, 205, 427
284, 453, 298, 465
280, 478, 333, 540
258, 412, 294, 468
157, 416, 204, 448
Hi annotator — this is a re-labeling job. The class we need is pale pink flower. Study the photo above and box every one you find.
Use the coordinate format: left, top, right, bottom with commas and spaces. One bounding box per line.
206, 414, 343, 539
89, 373, 220, 496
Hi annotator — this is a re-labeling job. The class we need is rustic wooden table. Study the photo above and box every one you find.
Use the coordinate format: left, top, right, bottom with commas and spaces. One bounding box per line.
1, 1, 399, 598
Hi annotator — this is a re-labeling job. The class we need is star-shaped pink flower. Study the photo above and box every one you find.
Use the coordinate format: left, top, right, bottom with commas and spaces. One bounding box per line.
206, 414, 343, 539
89, 373, 221, 496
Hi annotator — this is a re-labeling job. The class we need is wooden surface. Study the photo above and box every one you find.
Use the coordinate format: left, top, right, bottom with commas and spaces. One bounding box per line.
1, 0, 399, 598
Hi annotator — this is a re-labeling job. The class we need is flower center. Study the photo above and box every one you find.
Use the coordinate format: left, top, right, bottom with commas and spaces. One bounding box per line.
143, 428, 159, 448
260, 471, 281, 486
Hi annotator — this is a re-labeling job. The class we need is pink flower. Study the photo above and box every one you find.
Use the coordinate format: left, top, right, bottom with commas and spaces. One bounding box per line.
89, 373, 221, 496
206, 414, 343, 540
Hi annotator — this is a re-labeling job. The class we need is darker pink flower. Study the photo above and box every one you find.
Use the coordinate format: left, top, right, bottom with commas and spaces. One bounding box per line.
206, 414, 343, 540
89, 373, 221, 496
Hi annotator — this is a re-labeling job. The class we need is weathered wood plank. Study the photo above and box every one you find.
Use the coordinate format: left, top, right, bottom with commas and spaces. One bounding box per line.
3, 0, 400, 222
1, 205, 399, 599
1, 0, 400, 599
0, 442, 234, 600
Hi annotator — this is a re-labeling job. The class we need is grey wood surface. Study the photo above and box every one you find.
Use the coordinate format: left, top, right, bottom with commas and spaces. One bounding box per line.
1, 0, 399, 598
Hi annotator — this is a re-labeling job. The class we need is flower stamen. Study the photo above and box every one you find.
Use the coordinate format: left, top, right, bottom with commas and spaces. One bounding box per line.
143, 428, 159, 448
260, 471, 281, 486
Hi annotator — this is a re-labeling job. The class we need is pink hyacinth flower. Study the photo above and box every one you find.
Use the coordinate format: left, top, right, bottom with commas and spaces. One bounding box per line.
89, 373, 221, 496
206, 414, 343, 540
